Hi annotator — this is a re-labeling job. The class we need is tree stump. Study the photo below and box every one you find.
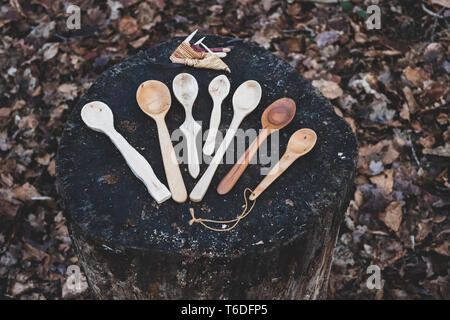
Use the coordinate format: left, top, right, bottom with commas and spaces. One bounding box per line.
56, 35, 358, 299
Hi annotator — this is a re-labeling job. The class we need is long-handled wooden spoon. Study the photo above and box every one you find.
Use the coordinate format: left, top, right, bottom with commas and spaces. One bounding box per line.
190, 80, 262, 202
217, 98, 296, 195
81, 101, 171, 204
249, 128, 317, 201
203, 75, 230, 156
173, 73, 201, 178
136, 80, 188, 203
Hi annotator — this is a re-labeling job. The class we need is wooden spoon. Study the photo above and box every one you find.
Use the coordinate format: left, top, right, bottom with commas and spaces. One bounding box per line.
190, 80, 262, 202
203, 75, 230, 156
136, 80, 188, 203
173, 73, 201, 178
80, 101, 171, 204
217, 98, 296, 195
249, 128, 317, 201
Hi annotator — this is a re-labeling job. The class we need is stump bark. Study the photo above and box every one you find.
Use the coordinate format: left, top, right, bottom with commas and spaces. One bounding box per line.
56, 35, 358, 299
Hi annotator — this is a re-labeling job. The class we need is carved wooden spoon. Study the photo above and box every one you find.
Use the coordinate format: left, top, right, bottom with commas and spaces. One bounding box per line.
173, 73, 201, 178
136, 80, 187, 203
217, 98, 296, 195
203, 75, 230, 156
249, 128, 317, 201
81, 101, 171, 204
189, 80, 262, 202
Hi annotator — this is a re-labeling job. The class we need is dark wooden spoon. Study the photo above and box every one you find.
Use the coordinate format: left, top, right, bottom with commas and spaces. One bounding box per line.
217, 98, 296, 195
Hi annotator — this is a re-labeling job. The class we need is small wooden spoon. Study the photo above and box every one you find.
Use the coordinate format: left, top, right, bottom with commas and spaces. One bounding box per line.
217, 98, 296, 195
136, 80, 188, 203
173, 73, 201, 178
80, 101, 171, 204
249, 128, 317, 201
203, 75, 230, 156
190, 80, 262, 202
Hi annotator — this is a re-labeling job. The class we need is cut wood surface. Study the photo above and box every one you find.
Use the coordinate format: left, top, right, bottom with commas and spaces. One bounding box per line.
56, 35, 358, 300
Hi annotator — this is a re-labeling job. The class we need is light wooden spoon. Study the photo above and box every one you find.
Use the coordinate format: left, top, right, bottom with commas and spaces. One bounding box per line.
173, 73, 201, 178
136, 80, 188, 203
190, 80, 262, 202
249, 128, 317, 201
80, 101, 171, 204
203, 75, 230, 156
217, 98, 296, 195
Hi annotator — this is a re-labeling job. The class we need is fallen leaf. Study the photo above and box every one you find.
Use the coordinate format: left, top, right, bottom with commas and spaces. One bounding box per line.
312, 80, 343, 99
41, 42, 59, 61
130, 35, 149, 49
416, 219, 433, 242
119, 16, 138, 36
18, 115, 39, 130
369, 160, 384, 175
399, 103, 410, 121
368, 100, 395, 124
370, 169, 393, 194
316, 30, 340, 47
418, 135, 435, 148
379, 201, 403, 232
431, 0, 450, 8
13, 182, 41, 201
107, 0, 123, 20
432, 241, 449, 256
11, 281, 35, 296
57, 83, 78, 100
402, 86, 418, 113
404, 66, 430, 88
422, 143, 450, 157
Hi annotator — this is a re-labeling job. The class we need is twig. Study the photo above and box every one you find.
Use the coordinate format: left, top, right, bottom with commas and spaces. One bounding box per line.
421, 3, 444, 19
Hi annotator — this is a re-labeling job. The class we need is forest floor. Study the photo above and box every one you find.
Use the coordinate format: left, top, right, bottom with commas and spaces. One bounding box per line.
0, 0, 448, 299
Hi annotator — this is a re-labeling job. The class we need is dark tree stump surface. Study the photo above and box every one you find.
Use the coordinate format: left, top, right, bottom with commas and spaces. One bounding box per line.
56, 35, 358, 299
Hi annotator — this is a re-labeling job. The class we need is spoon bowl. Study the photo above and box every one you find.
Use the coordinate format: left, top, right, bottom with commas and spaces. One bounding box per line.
136, 80, 171, 117
287, 128, 317, 156
261, 98, 296, 130
81, 101, 114, 132
208, 75, 230, 100
173, 73, 198, 106
232, 80, 262, 114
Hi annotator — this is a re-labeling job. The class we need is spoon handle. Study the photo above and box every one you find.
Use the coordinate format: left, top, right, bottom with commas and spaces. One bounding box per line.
190, 116, 242, 202
106, 128, 171, 204
249, 152, 299, 201
180, 116, 201, 178
156, 120, 188, 203
203, 99, 222, 156
217, 129, 272, 195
